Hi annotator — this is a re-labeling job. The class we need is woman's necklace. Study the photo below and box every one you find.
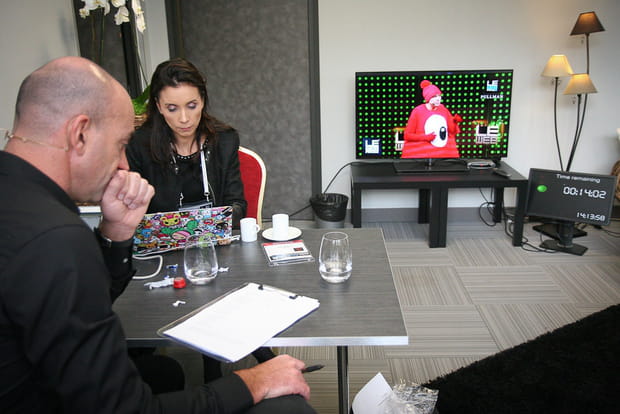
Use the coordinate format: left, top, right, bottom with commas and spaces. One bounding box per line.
171, 139, 206, 173
169, 138, 210, 209
175, 151, 199, 161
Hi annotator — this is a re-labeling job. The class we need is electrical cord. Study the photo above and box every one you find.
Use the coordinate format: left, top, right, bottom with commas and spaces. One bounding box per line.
289, 161, 368, 218
499, 211, 559, 253
477, 201, 497, 227
477, 187, 563, 253
322, 161, 357, 193
477, 188, 498, 227
289, 160, 402, 218
592, 224, 620, 237
132, 254, 164, 280
288, 203, 312, 218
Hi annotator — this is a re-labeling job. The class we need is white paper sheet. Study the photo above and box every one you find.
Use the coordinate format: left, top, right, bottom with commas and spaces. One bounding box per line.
160, 282, 319, 362
352, 372, 392, 414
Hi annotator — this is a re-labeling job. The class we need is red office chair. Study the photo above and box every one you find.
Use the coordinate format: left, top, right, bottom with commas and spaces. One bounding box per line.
238, 146, 266, 228
237, 146, 276, 368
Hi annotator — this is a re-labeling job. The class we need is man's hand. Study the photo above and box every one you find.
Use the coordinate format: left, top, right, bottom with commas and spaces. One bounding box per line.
99, 170, 154, 241
234, 355, 311, 403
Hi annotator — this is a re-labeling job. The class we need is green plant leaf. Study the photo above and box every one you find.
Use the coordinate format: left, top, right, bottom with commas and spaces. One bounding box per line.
132, 85, 150, 115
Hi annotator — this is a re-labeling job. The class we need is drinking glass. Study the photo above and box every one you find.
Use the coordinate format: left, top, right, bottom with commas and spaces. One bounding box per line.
318, 232, 352, 283
183, 235, 218, 285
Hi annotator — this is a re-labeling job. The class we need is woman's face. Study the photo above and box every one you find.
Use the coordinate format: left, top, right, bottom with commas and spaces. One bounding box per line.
428, 94, 442, 107
156, 83, 204, 142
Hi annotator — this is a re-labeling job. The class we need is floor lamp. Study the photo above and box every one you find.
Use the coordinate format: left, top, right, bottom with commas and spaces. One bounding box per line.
535, 73, 598, 252
534, 11, 605, 243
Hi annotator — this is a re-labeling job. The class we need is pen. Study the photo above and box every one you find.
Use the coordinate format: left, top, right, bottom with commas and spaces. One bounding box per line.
302, 364, 324, 373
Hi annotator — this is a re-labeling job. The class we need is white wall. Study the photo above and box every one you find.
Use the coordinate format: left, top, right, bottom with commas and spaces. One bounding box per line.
140, 0, 170, 81
0, 0, 79, 145
3, 1, 617, 212
318, 0, 620, 209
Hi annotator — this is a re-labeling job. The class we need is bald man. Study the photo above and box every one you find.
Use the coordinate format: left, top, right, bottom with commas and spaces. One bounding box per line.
0, 57, 315, 414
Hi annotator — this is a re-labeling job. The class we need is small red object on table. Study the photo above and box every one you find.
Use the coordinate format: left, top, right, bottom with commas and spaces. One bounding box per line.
173, 277, 186, 289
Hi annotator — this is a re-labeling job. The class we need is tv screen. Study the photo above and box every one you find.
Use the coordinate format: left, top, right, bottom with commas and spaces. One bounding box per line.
355, 69, 513, 162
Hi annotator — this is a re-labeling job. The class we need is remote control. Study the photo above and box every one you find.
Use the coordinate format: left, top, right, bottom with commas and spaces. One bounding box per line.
493, 168, 511, 178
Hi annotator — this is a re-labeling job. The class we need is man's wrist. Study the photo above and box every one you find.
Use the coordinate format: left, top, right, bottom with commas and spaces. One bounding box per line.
94, 227, 133, 248
234, 369, 266, 404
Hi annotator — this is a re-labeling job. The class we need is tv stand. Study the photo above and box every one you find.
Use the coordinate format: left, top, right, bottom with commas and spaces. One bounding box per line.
394, 158, 469, 174
351, 162, 528, 247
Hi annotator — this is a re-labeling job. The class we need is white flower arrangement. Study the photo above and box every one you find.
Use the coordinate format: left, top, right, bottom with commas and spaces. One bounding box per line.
78, 0, 148, 114
79, 0, 146, 33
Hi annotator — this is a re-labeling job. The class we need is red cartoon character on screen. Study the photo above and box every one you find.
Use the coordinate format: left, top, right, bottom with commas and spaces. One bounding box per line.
402, 80, 462, 158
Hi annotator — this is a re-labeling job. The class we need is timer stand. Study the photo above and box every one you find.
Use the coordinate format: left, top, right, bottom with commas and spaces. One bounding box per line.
539, 220, 588, 256
533, 221, 587, 240
533, 179, 589, 240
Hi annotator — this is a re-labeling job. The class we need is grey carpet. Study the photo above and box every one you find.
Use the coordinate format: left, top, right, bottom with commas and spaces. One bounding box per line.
165, 218, 620, 413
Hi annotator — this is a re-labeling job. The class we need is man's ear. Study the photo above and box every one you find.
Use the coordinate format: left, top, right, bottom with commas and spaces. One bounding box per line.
66, 114, 90, 155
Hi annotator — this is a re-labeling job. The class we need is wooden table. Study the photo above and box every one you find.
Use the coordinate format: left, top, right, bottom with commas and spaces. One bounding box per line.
114, 228, 408, 414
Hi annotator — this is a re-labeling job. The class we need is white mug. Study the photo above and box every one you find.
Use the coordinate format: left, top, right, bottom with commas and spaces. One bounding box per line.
272, 213, 289, 241
240, 217, 260, 242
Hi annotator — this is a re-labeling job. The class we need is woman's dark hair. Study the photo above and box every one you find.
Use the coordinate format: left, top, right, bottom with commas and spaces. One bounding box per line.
142, 58, 231, 165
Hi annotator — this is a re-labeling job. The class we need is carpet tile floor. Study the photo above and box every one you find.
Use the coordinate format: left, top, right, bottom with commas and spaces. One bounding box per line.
166, 217, 620, 413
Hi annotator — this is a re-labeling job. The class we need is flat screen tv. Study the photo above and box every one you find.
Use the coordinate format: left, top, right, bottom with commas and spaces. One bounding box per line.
355, 69, 513, 171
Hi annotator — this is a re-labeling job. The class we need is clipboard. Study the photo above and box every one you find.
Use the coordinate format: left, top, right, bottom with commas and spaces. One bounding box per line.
157, 282, 320, 362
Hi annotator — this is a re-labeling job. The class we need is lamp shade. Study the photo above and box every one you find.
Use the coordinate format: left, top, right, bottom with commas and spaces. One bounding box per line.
570, 11, 605, 35
563, 73, 597, 95
541, 55, 574, 77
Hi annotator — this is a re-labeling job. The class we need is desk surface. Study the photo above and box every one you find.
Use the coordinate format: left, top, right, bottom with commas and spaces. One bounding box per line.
351, 161, 526, 187
114, 228, 408, 348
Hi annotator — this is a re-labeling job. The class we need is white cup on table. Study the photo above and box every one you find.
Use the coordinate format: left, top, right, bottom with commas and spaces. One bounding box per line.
240, 217, 260, 242
272, 213, 289, 241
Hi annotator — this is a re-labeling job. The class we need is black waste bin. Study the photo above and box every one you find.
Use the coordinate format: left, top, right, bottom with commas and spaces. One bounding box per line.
309, 193, 348, 228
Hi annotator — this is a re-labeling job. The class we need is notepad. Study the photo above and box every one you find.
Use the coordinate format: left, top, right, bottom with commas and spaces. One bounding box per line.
262, 239, 314, 266
158, 282, 320, 362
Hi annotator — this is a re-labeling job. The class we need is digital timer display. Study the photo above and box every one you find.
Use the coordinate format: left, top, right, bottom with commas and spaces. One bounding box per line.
526, 168, 617, 226
562, 186, 607, 199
